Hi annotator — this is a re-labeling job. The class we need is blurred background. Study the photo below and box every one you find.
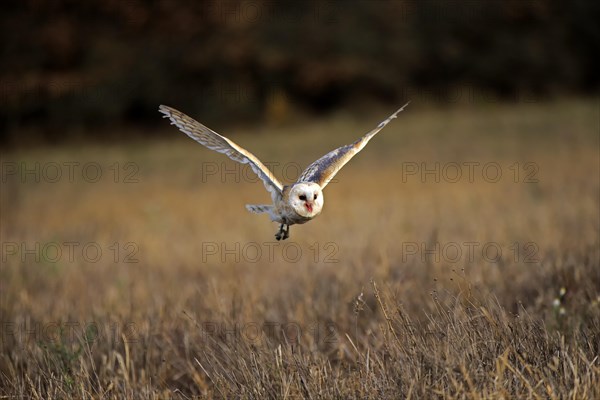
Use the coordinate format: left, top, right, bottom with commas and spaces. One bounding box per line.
1, 0, 599, 146
1, 1, 599, 397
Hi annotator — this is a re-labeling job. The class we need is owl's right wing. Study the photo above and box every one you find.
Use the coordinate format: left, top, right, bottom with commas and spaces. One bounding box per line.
159, 105, 283, 200
298, 102, 409, 189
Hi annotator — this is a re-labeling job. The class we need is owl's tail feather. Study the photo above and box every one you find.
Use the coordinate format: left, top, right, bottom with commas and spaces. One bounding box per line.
246, 204, 280, 222
245, 204, 273, 214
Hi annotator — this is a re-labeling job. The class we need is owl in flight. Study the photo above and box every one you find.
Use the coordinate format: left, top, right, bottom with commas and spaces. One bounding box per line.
159, 102, 409, 240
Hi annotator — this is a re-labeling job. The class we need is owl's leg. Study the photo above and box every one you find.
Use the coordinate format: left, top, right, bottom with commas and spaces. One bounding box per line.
282, 224, 290, 240
275, 224, 290, 241
275, 224, 285, 241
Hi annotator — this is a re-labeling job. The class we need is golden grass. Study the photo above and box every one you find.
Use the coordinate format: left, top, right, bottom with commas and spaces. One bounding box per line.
1, 99, 599, 398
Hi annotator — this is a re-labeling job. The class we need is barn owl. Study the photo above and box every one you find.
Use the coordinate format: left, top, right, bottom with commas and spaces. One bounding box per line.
159, 102, 409, 240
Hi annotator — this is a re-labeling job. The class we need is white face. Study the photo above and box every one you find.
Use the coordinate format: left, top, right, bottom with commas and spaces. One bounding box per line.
289, 182, 324, 218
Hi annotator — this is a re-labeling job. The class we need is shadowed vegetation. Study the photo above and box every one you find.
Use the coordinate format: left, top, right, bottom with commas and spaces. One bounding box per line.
2, 0, 599, 143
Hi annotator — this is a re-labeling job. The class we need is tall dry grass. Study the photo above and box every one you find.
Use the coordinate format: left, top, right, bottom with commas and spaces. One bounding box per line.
1, 99, 599, 398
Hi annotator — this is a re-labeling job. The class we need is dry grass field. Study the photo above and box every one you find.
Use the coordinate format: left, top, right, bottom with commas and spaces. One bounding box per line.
1, 99, 599, 398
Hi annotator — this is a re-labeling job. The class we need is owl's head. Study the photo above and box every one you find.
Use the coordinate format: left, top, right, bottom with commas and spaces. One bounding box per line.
289, 182, 324, 218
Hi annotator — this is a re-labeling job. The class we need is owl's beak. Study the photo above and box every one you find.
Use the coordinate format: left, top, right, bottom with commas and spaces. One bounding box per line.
305, 202, 313, 212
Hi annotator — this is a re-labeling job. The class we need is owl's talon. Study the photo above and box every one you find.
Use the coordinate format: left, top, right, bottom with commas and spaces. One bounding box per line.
275, 224, 290, 240
275, 224, 285, 241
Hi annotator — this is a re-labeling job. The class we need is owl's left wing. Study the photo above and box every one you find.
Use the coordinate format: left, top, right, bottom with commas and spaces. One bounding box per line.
159, 105, 283, 201
298, 102, 409, 189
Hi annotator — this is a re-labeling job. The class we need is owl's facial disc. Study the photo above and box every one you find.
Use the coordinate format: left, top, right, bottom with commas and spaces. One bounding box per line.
299, 193, 314, 212
291, 183, 324, 218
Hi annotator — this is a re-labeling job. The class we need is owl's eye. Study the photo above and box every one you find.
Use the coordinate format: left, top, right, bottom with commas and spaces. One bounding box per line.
299, 195, 307, 201
313, 193, 318, 200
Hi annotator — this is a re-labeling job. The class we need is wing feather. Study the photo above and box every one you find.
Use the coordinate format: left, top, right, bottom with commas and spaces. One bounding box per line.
159, 105, 283, 200
298, 102, 410, 188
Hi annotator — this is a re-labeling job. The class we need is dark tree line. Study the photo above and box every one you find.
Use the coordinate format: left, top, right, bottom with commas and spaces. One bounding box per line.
1, 0, 599, 143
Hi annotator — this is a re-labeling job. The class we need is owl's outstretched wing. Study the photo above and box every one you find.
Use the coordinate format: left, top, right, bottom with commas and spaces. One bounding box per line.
159, 105, 283, 200
298, 102, 409, 189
